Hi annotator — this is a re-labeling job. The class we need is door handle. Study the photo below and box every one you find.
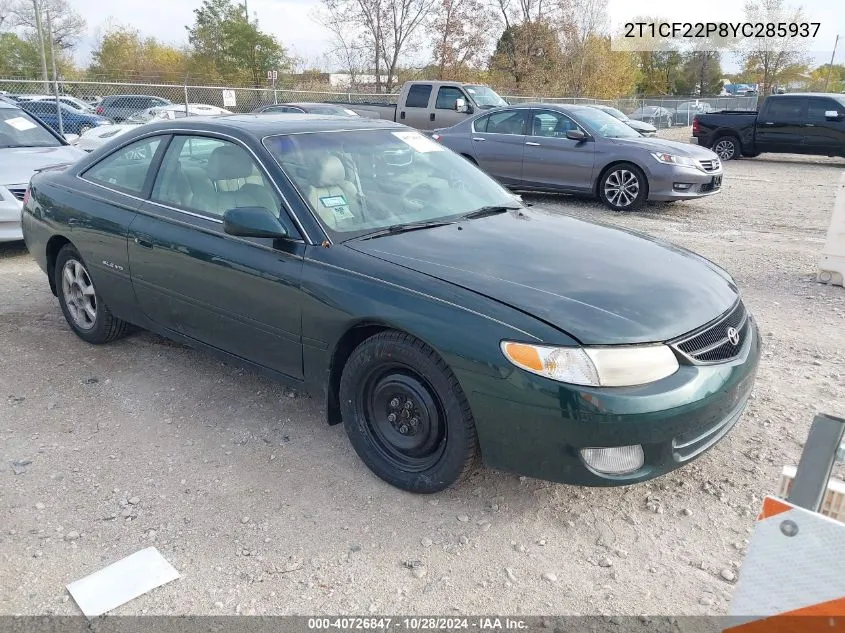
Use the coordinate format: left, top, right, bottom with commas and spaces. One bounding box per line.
134, 237, 153, 249
804, 123, 815, 127
400, 111, 405, 120
430, 113, 435, 121
762, 121, 775, 125
472, 137, 486, 142
525, 141, 541, 146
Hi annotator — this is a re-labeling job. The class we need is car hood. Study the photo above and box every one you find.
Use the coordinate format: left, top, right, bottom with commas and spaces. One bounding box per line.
0, 145, 86, 185
347, 210, 738, 344
625, 119, 656, 133
607, 136, 718, 159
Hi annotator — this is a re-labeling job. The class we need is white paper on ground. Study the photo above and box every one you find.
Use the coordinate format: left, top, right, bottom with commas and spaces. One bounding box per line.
66, 546, 180, 618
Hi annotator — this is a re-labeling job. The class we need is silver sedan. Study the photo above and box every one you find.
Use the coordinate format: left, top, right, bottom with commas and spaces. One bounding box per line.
431, 103, 724, 211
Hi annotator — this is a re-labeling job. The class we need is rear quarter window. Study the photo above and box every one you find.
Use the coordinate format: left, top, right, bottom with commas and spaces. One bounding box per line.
405, 84, 432, 108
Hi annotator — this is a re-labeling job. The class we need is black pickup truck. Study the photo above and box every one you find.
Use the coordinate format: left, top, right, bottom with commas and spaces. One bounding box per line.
690, 93, 845, 160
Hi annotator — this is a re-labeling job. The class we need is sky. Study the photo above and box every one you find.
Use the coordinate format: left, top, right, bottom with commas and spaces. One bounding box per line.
69, 0, 845, 74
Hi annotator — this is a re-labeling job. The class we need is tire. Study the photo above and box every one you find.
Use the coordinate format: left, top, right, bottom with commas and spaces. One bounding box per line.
712, 135, 740, 161
598, 163, 648, 211
339, 331, 479, 493
54, 244, 130, 344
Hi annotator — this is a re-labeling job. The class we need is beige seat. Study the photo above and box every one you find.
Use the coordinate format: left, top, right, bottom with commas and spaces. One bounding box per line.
305, 155, 360, 230
195, 144, 277, 216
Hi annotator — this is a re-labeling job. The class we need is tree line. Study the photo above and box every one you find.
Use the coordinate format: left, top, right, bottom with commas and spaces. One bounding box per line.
1, 0, 842, 97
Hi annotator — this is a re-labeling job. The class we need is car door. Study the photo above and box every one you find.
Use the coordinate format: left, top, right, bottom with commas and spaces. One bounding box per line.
26, 101, 58, 131
755, 97, 806, 153
75, 134, 169, 320
400, 84, 433, 129
127, 133, 306, 379
430, 86, 469, 130
521, 109, 595, 191
803, 97, 845, 155
468, 108, 528, 186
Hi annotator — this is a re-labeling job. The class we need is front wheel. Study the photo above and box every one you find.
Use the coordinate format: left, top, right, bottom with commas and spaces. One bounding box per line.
339, 331, 479, 493
54, 245, 130, 344
712, 135, 740, 160
599, 164, 648, 211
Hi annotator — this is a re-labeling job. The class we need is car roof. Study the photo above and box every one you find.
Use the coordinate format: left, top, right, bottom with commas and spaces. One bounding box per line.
136, 113, 404, 137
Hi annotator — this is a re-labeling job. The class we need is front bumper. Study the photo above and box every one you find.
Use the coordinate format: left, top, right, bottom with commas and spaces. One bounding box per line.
458, 317, 761, 486
0, 186, 25, 242
646, 162, 723, 201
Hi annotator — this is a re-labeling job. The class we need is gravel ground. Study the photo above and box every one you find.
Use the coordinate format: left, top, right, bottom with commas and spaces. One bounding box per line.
2, 128, 845, 617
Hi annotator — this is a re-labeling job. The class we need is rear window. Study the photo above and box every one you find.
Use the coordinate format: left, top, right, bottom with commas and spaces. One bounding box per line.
405, 84, 432, 108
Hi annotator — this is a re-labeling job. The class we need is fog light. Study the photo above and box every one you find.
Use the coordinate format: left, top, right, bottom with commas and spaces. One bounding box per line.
581, 445, 644, 475
673, 183, 692, 191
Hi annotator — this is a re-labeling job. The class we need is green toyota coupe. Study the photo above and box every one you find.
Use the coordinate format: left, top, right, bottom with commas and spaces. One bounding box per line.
21, 114, 760, 493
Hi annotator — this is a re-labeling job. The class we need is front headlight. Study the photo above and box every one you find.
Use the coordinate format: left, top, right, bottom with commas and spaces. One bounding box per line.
500, 341, 679, 387
651, 152, 698, 168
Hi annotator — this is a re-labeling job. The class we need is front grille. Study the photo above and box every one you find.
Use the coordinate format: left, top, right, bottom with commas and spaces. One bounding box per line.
698, 158, 721, 172
673, 300, 749, 363
8, 187, 26, 201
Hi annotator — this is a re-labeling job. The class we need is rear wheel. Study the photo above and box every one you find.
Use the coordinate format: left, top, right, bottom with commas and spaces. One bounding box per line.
339, 331, 478, 493
599, 163, 648, 211
712, 135, 740, 160
54, 245, 130, 344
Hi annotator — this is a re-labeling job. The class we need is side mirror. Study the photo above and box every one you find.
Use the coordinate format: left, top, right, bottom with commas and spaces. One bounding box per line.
64, 133, 80, 145
223, 207, 288, 239
566, 129, 587, 141
455, 98, 469, 114
824, 110, 842, 120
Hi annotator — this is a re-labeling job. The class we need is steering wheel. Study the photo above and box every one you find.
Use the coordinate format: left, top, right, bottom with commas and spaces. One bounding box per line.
401, 182, 442, 212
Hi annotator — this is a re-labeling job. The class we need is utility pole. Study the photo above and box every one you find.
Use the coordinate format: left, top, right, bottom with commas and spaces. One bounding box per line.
31, 0, 49, 92
823, 34, 840, 92
46, 10, 63, 137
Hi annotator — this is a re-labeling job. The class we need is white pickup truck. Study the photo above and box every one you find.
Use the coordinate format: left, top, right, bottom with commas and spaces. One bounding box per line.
336, 81, 509, 130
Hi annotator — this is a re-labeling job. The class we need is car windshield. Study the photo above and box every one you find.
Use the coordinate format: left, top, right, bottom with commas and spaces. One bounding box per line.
464, 85, 508, 107
600, 106, 628, 121
264, 128, 521, 240
573, 107, 641, 139
307, 105, 360, 116
0, 108, 61, 147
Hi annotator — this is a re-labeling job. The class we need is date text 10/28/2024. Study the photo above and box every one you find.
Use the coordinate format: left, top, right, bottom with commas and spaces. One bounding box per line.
308, 618, 529, 630
623, 21, 821, 39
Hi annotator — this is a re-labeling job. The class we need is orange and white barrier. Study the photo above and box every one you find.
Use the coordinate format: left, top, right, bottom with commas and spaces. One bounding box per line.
724, 496, 845, 632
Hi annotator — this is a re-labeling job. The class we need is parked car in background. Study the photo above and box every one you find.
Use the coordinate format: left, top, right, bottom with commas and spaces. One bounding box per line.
34, 95, 96, 113
628, 106, 673, 128
329, 80, 509, 130
253, 102, 361, 117
95, 95, 172, 122
21, 114, 759, 492
19, 100, 111, 136
673, 101, 713, 126
432, 103, 723, 211
586, 104, 657, 136
0, 100, 85, 241
75, 103, 231, 152
691, 92, 845, 160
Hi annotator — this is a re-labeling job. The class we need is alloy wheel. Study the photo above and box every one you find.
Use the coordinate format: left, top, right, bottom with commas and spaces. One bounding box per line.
603, 169, 640, 209
714, 138, 736, 160
61, 259, 97, 330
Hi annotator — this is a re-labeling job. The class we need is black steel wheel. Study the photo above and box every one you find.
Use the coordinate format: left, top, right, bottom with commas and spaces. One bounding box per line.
339, 331, 479, 493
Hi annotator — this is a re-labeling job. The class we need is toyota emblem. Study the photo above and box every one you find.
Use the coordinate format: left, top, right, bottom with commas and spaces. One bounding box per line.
726, 327, 740, 346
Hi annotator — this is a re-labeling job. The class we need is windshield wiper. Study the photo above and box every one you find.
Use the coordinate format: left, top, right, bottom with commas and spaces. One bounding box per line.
355, 220, 457, 241
461, 205, 522, 220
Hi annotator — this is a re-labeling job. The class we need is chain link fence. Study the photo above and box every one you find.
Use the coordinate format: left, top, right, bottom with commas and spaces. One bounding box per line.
1, 78, 757, 130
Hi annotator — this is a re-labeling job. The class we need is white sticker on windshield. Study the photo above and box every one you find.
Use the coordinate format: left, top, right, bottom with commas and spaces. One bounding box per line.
4, 116, 37, 131
391, 131, 444, 153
